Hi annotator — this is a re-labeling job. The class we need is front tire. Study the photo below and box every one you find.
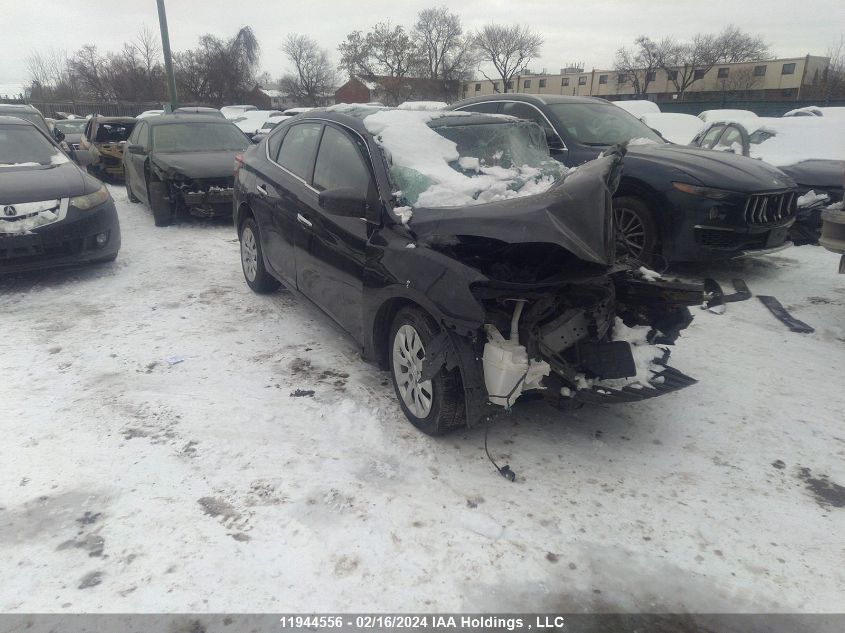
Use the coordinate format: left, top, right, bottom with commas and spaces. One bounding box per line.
613, 196, 658, 266
148, 180, 173, 227
389, 307, 465, 435
240, 217, 279, 293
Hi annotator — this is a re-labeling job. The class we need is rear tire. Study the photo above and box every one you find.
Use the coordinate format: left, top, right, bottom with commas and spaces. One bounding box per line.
239, 217, 280, 293
388, 306, 465, 435
126, 178, 139, 203
613, 196, 658, 266
148, 181, 173, 227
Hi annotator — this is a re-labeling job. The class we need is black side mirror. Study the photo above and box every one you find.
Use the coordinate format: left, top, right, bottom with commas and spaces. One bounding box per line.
318, 187, 368, 217
127, 144, 146, 155
53, 128, 65, 142
72, 148, 94, 167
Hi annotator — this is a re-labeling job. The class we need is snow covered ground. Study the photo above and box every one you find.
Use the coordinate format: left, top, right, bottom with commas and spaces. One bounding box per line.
1, 185, 844, 613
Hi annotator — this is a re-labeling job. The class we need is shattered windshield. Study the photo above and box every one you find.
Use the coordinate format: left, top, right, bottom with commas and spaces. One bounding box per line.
388, 120, 567, 207
547, 103, 664, 146
152, 122, 251, 152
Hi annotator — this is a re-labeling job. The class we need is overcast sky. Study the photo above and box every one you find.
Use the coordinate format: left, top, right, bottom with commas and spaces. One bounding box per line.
1, 0, 842, 93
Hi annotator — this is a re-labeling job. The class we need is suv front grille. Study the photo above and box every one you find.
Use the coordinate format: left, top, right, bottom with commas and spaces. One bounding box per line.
743, 192, 795, 225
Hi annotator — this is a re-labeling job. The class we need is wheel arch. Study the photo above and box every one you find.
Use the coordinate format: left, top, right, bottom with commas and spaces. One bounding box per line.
614, 177, 667, 243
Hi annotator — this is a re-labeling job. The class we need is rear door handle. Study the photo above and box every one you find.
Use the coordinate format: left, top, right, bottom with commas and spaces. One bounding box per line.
256, 184, 268, 196
296, 213, 312, 228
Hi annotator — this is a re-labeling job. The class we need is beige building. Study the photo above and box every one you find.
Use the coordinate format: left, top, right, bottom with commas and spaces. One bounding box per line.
462, 56, 830, 102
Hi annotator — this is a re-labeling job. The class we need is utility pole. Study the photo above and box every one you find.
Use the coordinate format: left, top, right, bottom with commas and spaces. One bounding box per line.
156, 0, 178, 111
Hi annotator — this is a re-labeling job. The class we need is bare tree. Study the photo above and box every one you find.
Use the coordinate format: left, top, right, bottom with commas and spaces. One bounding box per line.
412, 7, 476, 99
280, 34, 338, 106
338, 22, 418, 104
614, 36, 660, 97
472, 24, 542, 93
657, 34, 721, 100
715, 25, 771, 63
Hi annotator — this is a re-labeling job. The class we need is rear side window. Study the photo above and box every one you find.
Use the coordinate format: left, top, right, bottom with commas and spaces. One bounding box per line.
267, 126, 286, 161
500, 102, 553, 134
312, 126, 372, 199
276, 122, 322, 180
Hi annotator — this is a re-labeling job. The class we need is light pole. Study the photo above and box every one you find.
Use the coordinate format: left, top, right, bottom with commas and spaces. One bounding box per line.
156, 0, 178, 111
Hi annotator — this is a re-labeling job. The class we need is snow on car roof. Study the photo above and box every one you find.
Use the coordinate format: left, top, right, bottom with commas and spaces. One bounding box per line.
612, 100, 661, 117
698, 109, 758, 122
707, 116, 845, 166
639, 112, 705, 144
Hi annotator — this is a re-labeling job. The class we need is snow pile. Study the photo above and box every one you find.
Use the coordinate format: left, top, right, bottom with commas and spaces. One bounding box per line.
613, 100, 661, 117
363, 109, 566, 209
744, 118, 845, 166
638, 266, 662, 282
639, 113, 705, 144
797, 190, 831, 208
783, 106, 845, 119
0, 209, 58, 234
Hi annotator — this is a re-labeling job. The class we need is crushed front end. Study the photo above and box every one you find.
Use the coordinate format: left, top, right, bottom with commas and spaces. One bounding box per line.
167, 177, 235, 218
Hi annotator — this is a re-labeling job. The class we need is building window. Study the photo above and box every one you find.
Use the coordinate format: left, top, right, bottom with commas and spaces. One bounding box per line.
474, 83, 481, 91
561, 77, 570, 87
646, 71, 656, 81
782, 63, 796, 75
539, 79, 546, 88
717, 67, 729, 79
667, 70, 678, 81
506, 80, 513, 89
523, 79, 531, 89
599, 74, 608, 84
617, 74, 627, 85
493, 82, 499, 91
578, 76, 587, 85
694, 69, 706, 80
753, 65, 767, 77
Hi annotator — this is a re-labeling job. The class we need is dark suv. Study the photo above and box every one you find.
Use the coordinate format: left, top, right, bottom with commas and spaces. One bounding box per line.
449, 95, 798, 265
233, 106, 704, 433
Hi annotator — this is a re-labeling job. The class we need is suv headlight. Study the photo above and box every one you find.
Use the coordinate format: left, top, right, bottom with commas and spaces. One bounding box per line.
70, 185, 110, 210
672, 182, 736, 200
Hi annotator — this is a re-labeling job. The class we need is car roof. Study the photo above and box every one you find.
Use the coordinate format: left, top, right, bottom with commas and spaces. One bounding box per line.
0, 114, 39, 126
293, 106, 519, 137
454, 93, 608, 107
174, 106, 219, 112
0, 103, 40, 111
91, 116, 137, 123
146, 113, 237, 126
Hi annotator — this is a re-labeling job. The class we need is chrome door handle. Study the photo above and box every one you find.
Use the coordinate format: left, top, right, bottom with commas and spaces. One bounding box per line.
256, 184, 268, 196
296, 213, 312, 228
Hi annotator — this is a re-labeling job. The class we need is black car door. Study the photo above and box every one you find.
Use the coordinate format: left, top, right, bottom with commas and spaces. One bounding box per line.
258, 121, 322, 286
295, 123, 374, 341
126, 121, 148, 201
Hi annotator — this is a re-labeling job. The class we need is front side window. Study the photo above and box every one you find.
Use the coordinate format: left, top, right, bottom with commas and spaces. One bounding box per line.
276, 122, 322, 180
546, 103, 664, 146
700, 125, 724, 148
714, 126, 742, 152
500, 102, 553, 136
312, 126, 372, 200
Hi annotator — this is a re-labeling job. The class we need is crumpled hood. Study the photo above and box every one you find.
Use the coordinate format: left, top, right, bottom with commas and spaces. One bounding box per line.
152, 151, 239, 180
780, 159, 845, 192
626, 143, 795, 191
0, 161, 89, 204
408, 151, 622, 266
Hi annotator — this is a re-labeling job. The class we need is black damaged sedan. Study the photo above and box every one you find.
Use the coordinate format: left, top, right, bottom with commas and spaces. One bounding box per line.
0, 116, 120, 273
234, 107, 705, 434
123, 114, 250, 226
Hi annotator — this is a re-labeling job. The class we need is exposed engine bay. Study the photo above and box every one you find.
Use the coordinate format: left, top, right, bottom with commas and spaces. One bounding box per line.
166, 178, 234, 218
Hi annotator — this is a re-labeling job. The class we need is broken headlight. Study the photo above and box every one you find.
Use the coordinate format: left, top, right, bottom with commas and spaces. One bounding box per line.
70, 185, 110, 210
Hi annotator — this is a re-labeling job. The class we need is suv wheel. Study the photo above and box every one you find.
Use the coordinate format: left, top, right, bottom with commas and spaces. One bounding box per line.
148, 181, 173, 227
240, 217, 279, 293
613, 196, 658, 265
389, 306, 465, 435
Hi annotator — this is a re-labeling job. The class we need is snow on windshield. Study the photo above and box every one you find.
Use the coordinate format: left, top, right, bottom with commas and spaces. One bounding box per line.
362, 109, 567, 210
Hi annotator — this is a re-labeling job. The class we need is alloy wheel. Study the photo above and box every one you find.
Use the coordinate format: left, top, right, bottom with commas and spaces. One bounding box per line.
614, 206, 647, 260
392, 324, 433, 418
241, 226, 258, 282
